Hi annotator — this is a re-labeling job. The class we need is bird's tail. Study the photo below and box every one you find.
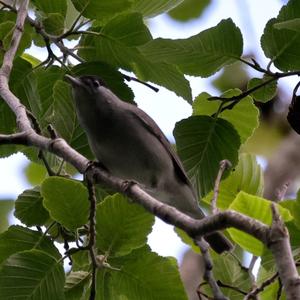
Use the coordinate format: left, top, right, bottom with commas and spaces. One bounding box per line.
203, 232, 233, 254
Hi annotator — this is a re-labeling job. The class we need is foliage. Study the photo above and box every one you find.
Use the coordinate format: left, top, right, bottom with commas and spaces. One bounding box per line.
0, 0, 300, 299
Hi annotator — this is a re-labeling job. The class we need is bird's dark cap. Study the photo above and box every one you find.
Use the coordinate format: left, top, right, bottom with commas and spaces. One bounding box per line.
65, 74, 107, 89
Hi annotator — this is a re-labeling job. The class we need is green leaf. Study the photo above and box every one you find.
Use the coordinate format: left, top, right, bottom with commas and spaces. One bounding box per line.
11, 64, 93, 165
201, 254, 252, 299
31, 0, 67, 16
247, 76, 277, 102
0, 57, 23, 157
261, 0, 300, 72
0, 200, 14, 233
10, 57, 40, 118
258, 267, 283, 300
0, 13, 33, 61
51, 80, 93, 159
228, 191, 293, 255
203, 153, 264, 209
174, 228, 200, 253
65, 271, 90, 300
139, 18, 243, 77
23, 161, 47, 185
23, 67, 93, 161
35, 66, 65, 123
192, 89, 259, 144
212, 61, 249, 92
168, 0, 211, 22
132, 0, 185, 18
96, 194, 154, 257
0, 97, 16, 134
283, 190, 300, 229
133, 60, 192, 103
0, 11, 33, 59
70, 250, 90, 272
21, 53, 41, 67
41, 177, 89, 231
0, 99, 19, 157
43, 13, 65, 35
274, 18, 300, 32
0, 225, 60, 264
101, 12, 152, 46
71, 62, 135, 102
174, 115, 240, 198
97, 246, 188, 300
71, 0, 133, 21
0, 249, 65, 300
285, 221, 300, 249
14, 187, 50, 227
78, 14, 192, 101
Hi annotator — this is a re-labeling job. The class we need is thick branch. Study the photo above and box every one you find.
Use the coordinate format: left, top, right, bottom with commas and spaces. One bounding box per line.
267, 204, 300, 300
0, 3, 298, 299
0, 0, 28, 77
0, 132, 29, 145
89, 172, 270, 242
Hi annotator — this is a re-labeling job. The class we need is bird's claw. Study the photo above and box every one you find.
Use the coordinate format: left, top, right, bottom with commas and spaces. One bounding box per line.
121, 180, 138, 193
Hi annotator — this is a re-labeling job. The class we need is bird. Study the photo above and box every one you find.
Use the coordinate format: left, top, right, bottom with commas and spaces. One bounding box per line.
65, 74, 232, 253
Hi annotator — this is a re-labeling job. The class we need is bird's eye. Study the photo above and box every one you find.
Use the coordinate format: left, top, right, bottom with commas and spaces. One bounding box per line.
92, 80, 100, 88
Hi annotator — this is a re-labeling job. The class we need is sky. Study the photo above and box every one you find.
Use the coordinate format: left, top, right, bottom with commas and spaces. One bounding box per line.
0, 0, 287, 260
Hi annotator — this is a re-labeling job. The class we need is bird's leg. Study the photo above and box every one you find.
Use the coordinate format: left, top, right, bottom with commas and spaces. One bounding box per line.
84, 160, 109, 174
121, 179, 139, 193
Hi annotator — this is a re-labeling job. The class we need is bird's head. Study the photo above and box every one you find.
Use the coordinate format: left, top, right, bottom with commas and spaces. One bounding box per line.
65, 74, 107, 95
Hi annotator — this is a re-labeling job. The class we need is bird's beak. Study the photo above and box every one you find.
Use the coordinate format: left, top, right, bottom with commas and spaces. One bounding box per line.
64, 74, 82, 87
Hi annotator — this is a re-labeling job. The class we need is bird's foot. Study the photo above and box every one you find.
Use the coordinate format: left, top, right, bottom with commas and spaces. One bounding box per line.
121, 179, 138, 193
85, 160, 109, 173
84, 161, 109, 183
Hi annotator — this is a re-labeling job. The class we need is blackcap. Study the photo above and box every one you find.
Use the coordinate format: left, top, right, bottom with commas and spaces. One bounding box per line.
65, 74, 232, 253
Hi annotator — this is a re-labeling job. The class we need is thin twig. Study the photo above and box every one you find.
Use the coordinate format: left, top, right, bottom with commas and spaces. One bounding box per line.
195, 238, 228, 300
86, 170, 98, 300
123, 74, 159, 92
238, 57, 272, 76
275, 181, 290, 202
27, 110, 56, 176
209, 77, 276, 103
38, 150, 55, 176
0, 4, 298, 299
248, 256, 258, 275
247, 255, 258, 290
228, 252, 248, 272
89, 266, 96, 300
244, 272, 278, 299
59, 2, 89, 40
210, 68, 300, 114
211, 160, 232, 214
47, 124, 58, 139
276, 278, 282, 300
217, 280, 247, 295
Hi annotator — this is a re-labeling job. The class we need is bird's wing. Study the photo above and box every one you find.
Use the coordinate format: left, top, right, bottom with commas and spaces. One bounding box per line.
129, 105, 195, 190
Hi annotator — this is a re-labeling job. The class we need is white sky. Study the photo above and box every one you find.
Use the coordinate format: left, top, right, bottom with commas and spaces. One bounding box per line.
0, 0, 286, 260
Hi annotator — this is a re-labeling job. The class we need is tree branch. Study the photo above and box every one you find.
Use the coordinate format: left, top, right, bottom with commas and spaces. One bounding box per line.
0, 3, 299, 300
267, 204, 300, 300
245, 272, 278, 299
0, 132, 29, 145
211, 160, 232, 214
196, 239, 228, 300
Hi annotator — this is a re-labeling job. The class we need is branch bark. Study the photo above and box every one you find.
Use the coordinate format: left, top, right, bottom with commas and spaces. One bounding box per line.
0, 2, 299, 299
267, 204, 300, 300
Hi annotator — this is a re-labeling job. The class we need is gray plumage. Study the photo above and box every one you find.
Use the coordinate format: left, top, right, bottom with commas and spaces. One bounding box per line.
65, 74, 232, 253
